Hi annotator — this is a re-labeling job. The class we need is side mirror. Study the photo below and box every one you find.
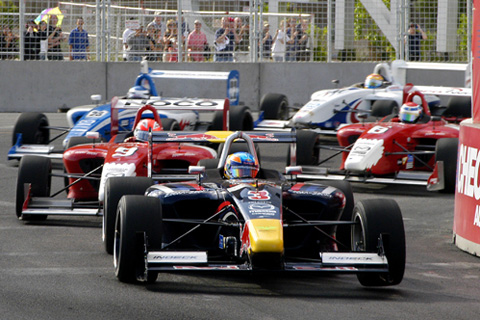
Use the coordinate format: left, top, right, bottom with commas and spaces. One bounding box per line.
86, 132, 100, 139
285, 166, 302, 175
90, 94, 102, 103
188, 166, 206, 175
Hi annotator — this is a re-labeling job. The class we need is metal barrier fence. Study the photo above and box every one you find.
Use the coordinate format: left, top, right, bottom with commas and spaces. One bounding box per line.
0, 0, 471, 63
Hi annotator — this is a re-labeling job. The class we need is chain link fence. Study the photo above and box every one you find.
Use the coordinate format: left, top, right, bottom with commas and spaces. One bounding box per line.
0, 0, 471, 63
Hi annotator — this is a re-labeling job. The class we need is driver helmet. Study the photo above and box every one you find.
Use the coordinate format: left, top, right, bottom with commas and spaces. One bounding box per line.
399, 102, 423, 123
224, 152, 259, 179
133, 119, 162, 141
364, 73, 384, 89
127, 85, 150, 99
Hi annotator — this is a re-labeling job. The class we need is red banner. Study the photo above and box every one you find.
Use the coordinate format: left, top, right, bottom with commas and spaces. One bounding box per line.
454, 122, 480, 244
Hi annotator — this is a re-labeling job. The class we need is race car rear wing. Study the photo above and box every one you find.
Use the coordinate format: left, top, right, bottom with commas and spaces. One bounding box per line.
109, 96, 231, 135
136, 60, 240, 106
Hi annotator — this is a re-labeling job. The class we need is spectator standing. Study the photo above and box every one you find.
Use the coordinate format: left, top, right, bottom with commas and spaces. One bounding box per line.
234, 17, 249, 62
24, 19, 40, 60
38, 21, 49, 60
261, 23, 272, 61
147, 11, 165, 61
271, 20, 287, 62
187, 20, 207, 62
214, 17, 238, 62
285, 18, 297, 62
295, 19, 309, 61
145, 24, 159, 61
147, 11, 166, 38
68, 17, 89, 60
406, 23, 427, 61
126, 26, 153, 61
47, 15, 64, 60
2, 25, 17, 60
163, 19, 179, 62
122, 18, 136, 61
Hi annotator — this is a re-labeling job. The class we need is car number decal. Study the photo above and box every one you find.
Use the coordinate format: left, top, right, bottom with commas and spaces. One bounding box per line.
247, 190, 270, 200
367, 125, 389, 134
112, 146, 138, 157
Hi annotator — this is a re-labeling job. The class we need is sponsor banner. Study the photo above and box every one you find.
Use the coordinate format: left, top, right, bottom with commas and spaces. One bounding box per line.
454, 122, 480, 245
147, 251, 208, 264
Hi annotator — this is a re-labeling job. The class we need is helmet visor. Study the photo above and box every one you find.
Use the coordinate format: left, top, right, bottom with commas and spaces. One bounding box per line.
229, 165, 258, 178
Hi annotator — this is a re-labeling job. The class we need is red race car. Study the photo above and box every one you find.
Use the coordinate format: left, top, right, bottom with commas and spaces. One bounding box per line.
16, 104, 219, 245
296, 89, 460, 193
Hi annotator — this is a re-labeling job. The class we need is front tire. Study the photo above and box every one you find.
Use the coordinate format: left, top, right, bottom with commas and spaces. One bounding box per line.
114, 195, 162, 283
352, 199, 405, 286
103, 177, 154, 254
259, 93, 289, 120
12, 112, 50, 146
16, 156, 51, 221
211, 105, 253, 131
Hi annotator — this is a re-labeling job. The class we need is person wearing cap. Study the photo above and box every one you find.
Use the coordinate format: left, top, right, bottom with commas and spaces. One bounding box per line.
187, 20, 208, 62
214, 17, 239, 62
405, 23, 427, 61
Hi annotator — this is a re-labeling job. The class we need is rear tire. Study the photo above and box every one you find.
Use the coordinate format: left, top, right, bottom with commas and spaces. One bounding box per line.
160, 118, 181, 131
370, 100, 398, 118
259, 93, 289, 120
16, 156, 51, 221
288, 130, 320, 165
103, 177, 154, 254
212, 105, 253, 131
12, 112, 50, 146
435, 138, 458, 193
114, 195, 162, 283
352, 199, 405, 286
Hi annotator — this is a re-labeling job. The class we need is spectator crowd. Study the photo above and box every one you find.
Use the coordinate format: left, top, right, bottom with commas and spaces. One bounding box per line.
1, 11, 310, 62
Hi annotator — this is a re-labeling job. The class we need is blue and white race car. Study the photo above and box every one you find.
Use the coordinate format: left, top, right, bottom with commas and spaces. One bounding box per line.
255, 60, 471, 133
9, 61, 251, 160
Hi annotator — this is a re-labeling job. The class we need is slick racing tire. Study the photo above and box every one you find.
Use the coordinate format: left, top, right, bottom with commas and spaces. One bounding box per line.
103, 177, 154, 254
211, 105, 254, 131
114, 195, 162, 284
352, 199, 405, 286
370, 100, 398, 118
288, 130, 320, 166
12, 112, 50, 146
160, 118, 181, 131
444, 96, 471, 119
15, 155, 51, 221
259, 93, 289, 120
435, 138, 459, 194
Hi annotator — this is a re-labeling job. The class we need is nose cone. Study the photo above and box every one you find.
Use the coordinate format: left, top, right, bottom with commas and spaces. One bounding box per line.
344, 138, 384, 171
248, 219, 284, 254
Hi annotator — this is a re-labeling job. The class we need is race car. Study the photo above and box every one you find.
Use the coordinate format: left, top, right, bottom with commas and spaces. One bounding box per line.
255, 60, 471, 133
8, 60, 252, 160
294, 89, 460, 193
110, 130, 406, 287
15, 104, 219, 224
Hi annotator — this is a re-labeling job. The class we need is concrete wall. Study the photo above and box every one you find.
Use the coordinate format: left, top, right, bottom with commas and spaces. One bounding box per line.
0, 61, 467, 113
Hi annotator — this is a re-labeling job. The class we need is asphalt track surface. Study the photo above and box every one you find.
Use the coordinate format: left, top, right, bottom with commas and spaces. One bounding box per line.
1, 113, 480, 320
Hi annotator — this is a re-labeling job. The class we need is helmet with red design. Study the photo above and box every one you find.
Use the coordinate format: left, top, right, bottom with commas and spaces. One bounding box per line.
224, 152, 259, 179
133, 119, 162, 141
399, 102, 423, 123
